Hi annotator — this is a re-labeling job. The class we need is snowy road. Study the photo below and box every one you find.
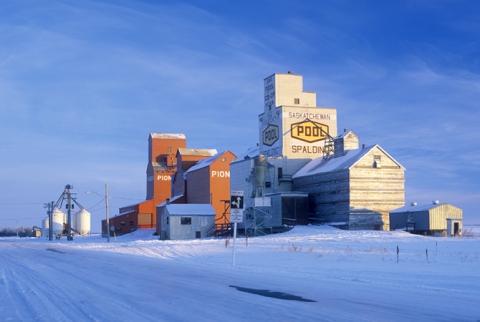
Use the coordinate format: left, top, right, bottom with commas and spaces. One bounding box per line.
1, 227, 479, 321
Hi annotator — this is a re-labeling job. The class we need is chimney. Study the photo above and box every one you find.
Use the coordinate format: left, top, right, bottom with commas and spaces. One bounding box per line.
166, 198, 170, 205
432, 200, 439, 204
362, 144, 366, 149
411, 202, 417, 206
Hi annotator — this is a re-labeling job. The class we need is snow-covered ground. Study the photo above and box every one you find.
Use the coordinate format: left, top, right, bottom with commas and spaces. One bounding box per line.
1, 225, 479, 321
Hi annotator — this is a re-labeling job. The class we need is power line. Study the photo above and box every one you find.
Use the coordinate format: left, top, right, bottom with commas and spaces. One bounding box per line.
0, 217, 44, 221
0, 202, 45, 206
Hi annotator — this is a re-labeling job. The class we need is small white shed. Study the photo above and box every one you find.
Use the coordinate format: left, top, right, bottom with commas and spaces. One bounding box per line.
159, 204, 216, 240
446, 218, 463, 237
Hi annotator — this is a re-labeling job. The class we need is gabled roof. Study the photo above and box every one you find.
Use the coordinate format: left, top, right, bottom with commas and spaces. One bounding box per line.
164, 204, 216, 216
156, 194, 184, 208
293, 144, 405, 179
232, 146, 260, 164
177, 148, 217, 157
390, 203, 461, 213
187, 150, 235, 173
335, 129, 358, 139
151, 162, 167, 171
150, 133, 186, 140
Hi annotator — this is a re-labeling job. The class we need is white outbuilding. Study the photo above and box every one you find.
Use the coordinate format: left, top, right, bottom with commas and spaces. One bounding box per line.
159, 204, 216, 240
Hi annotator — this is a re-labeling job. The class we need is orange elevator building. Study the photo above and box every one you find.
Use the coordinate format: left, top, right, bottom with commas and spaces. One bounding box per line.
186, 150, 237, 224
104, 133, 236, 237
103, 133, 186, 236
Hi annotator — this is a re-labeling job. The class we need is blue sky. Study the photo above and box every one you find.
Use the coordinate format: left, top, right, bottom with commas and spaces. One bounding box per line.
1, 0, 479, 231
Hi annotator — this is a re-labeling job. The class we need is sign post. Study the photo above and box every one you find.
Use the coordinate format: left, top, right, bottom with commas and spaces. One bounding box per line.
230, 191, 244, 267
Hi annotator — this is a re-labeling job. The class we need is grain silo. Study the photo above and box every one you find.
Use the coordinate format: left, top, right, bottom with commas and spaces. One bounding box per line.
74, 209, 91, 236
51, 208, 66, 236
42, 217, 49, 237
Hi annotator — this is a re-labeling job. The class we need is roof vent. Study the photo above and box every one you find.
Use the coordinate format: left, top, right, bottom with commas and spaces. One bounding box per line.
433, 200, 439, 204
411, 202, 417, 206
362, 144, 366, 149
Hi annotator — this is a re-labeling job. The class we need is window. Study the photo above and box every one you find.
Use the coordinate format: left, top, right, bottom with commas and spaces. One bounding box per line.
181, 217, 191, 225
129, 221, 134, 226
278, 167, 283, 179
120, 221, 125, 226
222, 157, 226, 162
168, 147, 172, 153
294, 98, 300, 104
167, 217, 169, 225
374, 155, 381, 168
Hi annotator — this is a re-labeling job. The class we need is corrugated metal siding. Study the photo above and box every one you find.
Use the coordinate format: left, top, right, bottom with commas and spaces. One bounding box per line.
271, 194, 282, 227
167, 214, 215, 240
429, 204, 462, 230
412, 211, 430, 230
389, 213, 409, 229
230, 159, 254, 229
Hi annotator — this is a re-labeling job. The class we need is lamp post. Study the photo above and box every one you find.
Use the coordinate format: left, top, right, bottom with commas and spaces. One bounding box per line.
86, 184, 110, 242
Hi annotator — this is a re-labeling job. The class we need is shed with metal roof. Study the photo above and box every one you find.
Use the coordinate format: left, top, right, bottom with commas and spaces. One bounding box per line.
389, 201, 462, 235
159, 204, 216, 240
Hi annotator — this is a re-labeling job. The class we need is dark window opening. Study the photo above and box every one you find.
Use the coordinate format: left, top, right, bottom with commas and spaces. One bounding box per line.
120, 221, 125, 226
129, 221, 134, 226
181, 217, 192, 225
294, 98, 300, 104
278, 167, 283, 179
374, 155, 382, 168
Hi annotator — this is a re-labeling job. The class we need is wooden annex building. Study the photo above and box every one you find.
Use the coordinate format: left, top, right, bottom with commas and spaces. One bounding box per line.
293, 130, 405, 230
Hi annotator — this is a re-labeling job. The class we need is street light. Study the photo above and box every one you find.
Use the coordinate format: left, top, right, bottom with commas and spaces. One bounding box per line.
86, 183, 110, 242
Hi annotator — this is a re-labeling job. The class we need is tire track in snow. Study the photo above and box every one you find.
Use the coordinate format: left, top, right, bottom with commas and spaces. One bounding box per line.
0, 244, 101, 321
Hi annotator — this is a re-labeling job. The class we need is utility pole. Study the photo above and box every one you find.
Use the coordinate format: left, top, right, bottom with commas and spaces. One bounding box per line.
85, 184, 110, 242
44, 201, 54, 240
66, 184, 73, 241
50, 201, 54, 240
105, 183, 110, 243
